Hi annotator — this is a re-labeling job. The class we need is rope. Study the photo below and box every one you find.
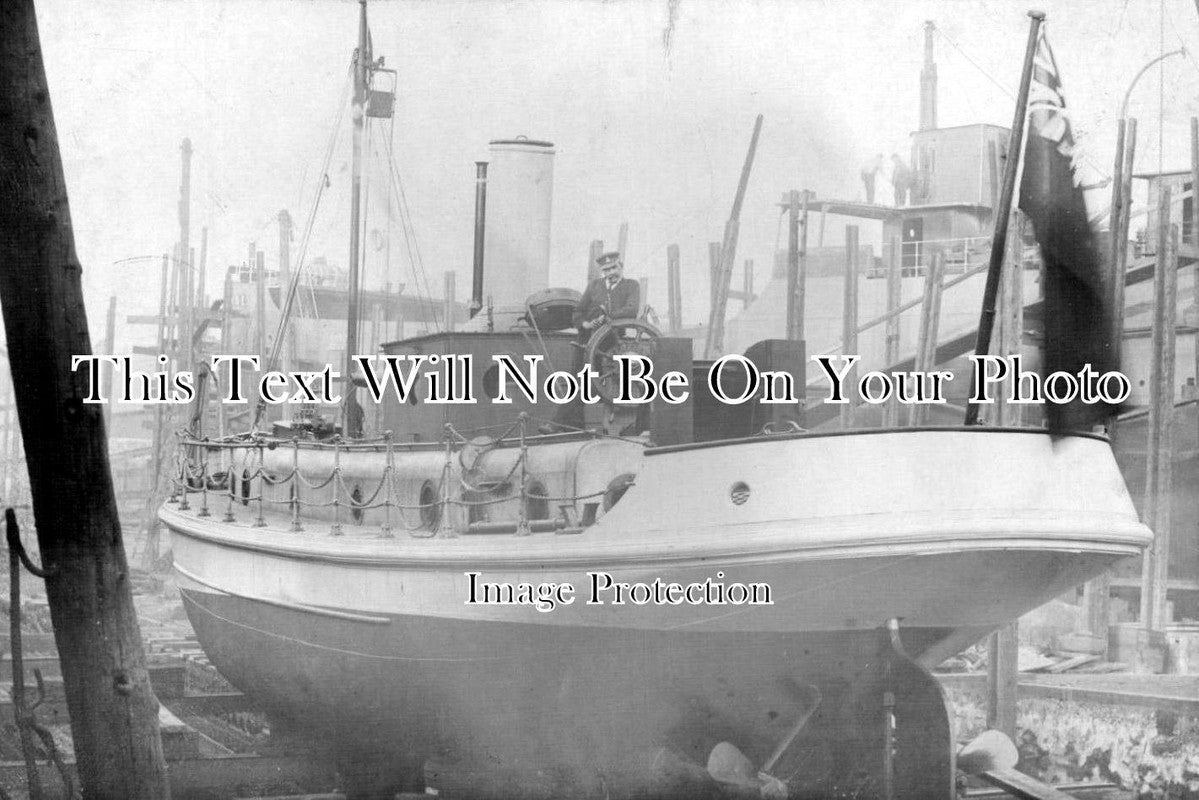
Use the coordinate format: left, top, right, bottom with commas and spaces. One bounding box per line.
380, 132, 440, 334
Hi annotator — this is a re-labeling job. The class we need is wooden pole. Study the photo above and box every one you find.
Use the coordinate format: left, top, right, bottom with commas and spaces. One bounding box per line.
276, 212, 293, 374
965, 11, 1045, 425
167, 243, 180, 355
141, 253, 171, 564
1084, 120, 1132, 640
617, 222, 628, 262
910, 252, 945, 427
986, 623, 1019, 740
256, 250, 267, 367
704, 114, 764, 358
666, 244, 681, 334
219, 268, 231, 442
1140, 189, 1178, 632
708, 241, 721, 327
798, 191, 809, 342
883, 236, 902, 427
786, 190, 801, 340
197, 226, 208, 314
1191, 119, 1199, 446
444, 270, 457, 332
743, 259, 754, 307
588, 239, 604, 283
1109, 120, 1128, 277
179, 138, 193, 370
841, 226, 859, 429
0, 2, 170, 796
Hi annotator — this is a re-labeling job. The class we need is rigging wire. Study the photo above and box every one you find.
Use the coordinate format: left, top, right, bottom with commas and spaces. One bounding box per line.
260, 57, 353, 385
934, 23, 1110, 182
380, 130, 441, 335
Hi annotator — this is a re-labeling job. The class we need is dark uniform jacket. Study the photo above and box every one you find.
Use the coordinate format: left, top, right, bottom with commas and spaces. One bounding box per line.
572, 277, 640, 330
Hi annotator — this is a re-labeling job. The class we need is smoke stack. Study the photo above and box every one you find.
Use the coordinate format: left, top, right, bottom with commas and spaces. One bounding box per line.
471, 162, 488, 318
481, 137, 555, 311
919, 21, 937, 131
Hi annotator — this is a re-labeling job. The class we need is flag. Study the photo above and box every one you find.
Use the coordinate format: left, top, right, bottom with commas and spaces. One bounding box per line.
1018, 31, 1120, 433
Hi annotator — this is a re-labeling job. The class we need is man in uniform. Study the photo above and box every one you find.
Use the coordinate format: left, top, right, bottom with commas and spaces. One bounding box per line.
549, 251, 640, 431
573, 251, 640, 334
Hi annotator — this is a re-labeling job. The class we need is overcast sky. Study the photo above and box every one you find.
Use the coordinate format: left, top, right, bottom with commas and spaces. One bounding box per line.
31, 0, 1199, 350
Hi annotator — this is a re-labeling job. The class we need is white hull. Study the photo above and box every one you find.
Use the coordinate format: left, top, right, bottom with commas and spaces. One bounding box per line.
163, 427, 1149, 796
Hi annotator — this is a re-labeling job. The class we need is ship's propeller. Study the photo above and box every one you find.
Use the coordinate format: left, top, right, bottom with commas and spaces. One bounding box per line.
705, 684, 821, 799
956, 729, 1019, 775
706, 742, 787, 799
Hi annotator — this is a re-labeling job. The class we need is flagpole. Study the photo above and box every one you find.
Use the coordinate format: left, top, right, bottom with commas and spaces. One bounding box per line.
965, 10, 1045, 425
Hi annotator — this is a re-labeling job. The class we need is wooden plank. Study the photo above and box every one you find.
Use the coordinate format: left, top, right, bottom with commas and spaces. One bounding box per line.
167, 692, 260, 716
967, 781, 1128, 799
127, 314, 171, 326
1017, 682, 1199, 715
1042, 653, 1100, 674
980, 767, 1082, 800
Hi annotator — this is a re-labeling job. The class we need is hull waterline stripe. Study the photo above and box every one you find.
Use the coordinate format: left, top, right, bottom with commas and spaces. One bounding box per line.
180, 590, 513, 663
174, 563, 392, 625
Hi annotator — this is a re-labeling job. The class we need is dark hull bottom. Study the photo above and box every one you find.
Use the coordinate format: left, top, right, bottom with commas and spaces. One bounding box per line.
182, 589, 961, 798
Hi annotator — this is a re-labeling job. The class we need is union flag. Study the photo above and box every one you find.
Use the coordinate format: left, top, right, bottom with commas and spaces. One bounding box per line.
1018, 31, 1119, 433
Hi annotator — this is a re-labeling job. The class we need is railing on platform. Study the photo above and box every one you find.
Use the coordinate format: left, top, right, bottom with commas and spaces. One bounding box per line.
866, 236, 993, 278
166, 416, 616, 539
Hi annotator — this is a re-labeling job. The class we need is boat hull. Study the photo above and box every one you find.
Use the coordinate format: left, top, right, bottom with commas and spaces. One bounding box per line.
164, 428, 1151, 796
180, 584, 959, 795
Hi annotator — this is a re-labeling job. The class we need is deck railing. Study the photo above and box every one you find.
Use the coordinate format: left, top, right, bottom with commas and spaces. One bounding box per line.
167, 415, 614, 539
866, 236, 993, 278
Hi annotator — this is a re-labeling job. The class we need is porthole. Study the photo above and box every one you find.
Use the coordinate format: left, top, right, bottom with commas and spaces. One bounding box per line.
419, 481, 441, 529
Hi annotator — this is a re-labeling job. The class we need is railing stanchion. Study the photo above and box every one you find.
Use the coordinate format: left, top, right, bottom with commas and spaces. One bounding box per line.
515, 414, 531, 536
197, 446, 210, 517
177, 445, 191, 511
253, 441, 267, 527
381, 433, 394, 538
330, 439, 343, 536
435, 424, 457, 538
223, 446, 236, 523
291, 439, 304, 532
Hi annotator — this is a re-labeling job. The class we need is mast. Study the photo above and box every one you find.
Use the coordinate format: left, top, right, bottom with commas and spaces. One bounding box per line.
344, 0, 370, 437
